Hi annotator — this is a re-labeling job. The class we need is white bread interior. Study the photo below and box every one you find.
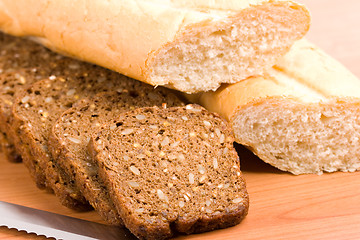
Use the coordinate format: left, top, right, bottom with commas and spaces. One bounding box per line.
188, 39, 360, 174
0, 0, 310, 93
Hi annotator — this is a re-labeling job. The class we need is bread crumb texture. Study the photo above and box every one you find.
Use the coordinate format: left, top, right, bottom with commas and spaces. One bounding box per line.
149, 1, 310, 92
234, 99, 360, 174
90, 105, 249, 240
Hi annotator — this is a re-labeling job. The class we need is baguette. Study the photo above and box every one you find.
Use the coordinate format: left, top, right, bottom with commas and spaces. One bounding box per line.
0, 0, 309, 93
188, 39, 360, 174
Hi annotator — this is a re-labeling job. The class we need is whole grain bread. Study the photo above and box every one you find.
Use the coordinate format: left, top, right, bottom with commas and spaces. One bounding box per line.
89, 105, 249, 239
50, 90, 184, 224
0, 69, 46, 163
0, 32, 98, 188
0, 32, 54, 163
11, 67, 151, 210
12, 78, 90, 209
0, 32, 122, 164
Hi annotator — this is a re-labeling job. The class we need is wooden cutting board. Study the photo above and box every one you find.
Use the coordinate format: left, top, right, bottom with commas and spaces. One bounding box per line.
1, 0, 360, 239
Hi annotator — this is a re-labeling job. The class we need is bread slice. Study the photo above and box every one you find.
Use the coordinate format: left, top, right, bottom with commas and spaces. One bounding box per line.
0, 69, 44, 162
187, 39, 360, 174
89, 105, 249, 239
0, 0, 310, 93
0, 32, 56, 163
50, 90, 184, 225
12, 78, 90, 209
11, 70, 146, 210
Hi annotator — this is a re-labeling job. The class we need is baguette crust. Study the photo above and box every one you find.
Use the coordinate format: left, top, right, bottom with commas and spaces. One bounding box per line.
0, 0, 310, 93
188, 39, 360, 174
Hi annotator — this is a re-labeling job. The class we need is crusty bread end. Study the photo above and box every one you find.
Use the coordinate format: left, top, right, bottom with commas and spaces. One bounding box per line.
188, 39, 360, 174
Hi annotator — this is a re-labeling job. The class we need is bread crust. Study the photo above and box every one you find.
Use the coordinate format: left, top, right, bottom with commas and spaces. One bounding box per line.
0, 0, 309, 93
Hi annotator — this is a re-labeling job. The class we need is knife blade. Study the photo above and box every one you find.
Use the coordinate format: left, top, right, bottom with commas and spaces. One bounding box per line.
0, 201, 137, 240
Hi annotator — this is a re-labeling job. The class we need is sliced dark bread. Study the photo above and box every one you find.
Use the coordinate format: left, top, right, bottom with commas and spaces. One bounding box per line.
50, 90, 184, 225
0, 33, 49, 163
12, 77, 91, 209
0, 69, 46, 163
11, 72, 146, 210
89, 105, 249, 239
0, 32, 122, 164
0, 33, 90, 164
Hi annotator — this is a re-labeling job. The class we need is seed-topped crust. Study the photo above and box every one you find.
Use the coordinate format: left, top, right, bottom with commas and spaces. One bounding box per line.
89, 105, 249, 239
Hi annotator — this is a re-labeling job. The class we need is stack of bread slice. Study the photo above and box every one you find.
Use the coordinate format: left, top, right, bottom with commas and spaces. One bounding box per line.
1, 0, 358, 239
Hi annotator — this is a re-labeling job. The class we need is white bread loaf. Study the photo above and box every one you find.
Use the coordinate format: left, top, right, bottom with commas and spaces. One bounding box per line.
0, 0, 309, 93
188, 39, 360, 174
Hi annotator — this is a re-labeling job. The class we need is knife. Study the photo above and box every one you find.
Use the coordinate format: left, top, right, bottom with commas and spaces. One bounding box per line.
0, 201, 137, 240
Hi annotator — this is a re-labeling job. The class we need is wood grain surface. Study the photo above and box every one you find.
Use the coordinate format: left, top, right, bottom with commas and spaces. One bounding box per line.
1, 0, 360, 239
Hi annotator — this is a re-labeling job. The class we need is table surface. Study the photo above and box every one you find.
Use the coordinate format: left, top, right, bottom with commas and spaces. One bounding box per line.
1, 0, 360, 239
